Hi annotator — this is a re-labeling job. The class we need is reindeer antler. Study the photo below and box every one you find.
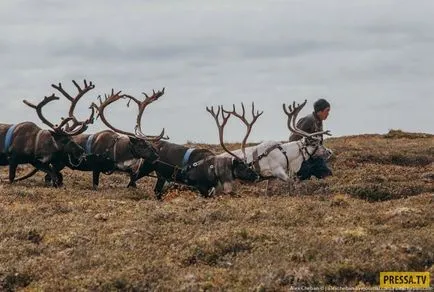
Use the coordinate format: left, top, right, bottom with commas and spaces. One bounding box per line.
92, 88, 166, 141
91, 89, 133, 137
222, 102, 263, 160
23, 94, 60, 130
282, 99, 331, 138
23, 79, 96, 135
206, 105, 243, 160
51, 79, 96, 135
122, 87, 168, 141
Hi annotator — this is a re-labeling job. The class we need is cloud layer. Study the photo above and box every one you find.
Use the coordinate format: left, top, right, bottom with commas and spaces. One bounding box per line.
1, 0, 433, 143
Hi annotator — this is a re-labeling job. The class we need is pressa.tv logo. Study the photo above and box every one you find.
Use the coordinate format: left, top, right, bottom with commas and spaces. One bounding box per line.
380, 272, 430, 289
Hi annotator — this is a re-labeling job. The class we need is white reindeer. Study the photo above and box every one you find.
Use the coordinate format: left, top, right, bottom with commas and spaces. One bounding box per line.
217, 100, 332, 182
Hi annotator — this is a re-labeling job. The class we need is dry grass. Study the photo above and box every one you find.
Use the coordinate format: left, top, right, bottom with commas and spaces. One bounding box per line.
0, 130, 433, 291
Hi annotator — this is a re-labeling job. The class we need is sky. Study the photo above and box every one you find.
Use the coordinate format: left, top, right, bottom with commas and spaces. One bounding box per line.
1, 0, 433, 144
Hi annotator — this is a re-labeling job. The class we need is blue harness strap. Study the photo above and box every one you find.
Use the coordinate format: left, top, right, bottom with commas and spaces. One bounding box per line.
85, 134, 95, 154
4, 124, 18, 153
182, 148, 195, 167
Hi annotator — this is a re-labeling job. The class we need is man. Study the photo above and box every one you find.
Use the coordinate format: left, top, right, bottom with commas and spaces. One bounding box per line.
289, 98, 332, 180
289, 98, 330, 142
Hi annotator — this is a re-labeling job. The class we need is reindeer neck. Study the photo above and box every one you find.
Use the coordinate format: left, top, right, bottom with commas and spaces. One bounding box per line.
280, 141, 301, 159
281, 141, 305, 174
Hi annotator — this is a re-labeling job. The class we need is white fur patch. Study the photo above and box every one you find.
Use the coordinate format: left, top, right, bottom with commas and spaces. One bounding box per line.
117, 159, 138, 170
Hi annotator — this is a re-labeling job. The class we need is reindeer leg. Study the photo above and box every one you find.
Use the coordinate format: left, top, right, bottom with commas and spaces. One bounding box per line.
32, 161, 59, 187
287, 179, 293, 196
154, 176, 166, 200
56, 171, 64, 186
129, 167, 154, 188
127, 175, 137, 188
92, 171, 101, 190
49, 165, 63, 187
198, 187, 209, 197
196, 185, 214, 198
44, 171, 63, 186
127, 164, 155, 191
264, 179, 269, 196
44, 173, 52, 186
8, 162, 18, 184
133, 163, 154, 182
51, 161, 65, 186
287, 175, 299, 196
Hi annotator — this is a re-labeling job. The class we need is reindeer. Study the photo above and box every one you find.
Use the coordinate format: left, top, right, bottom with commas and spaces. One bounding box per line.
134, 103, 261, 200
217, 100, 332, 184
84, 88, 168, 189
0, 80, 95, 186
21, 89, 167, 190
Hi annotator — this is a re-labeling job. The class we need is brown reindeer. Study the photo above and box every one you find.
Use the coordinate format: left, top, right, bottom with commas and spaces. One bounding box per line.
0, 80, 95, 186
82, 88, 165, 189
22, 88, 167, 189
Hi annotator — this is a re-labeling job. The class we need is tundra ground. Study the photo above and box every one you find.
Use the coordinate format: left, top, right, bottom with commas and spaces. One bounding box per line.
0, 130, 433, 291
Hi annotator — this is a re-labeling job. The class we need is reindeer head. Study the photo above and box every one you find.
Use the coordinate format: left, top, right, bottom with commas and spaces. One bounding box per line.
296, 156, 332, 180
301, 136, 333, 159
231, 157, 259, 182
91, 88, 167, 163
23, 79, 96, 161
206, 102, 262, 182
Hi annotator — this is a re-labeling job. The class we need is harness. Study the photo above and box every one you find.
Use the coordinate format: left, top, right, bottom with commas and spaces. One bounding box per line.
298, 140, 320, 161
3, 124, 18, 153
180, 148, 215, 176
182, 148, 195, 167
250, 143, 289, 173
65, 134, 95, 169
96, 135, 120, 160
81, 134, 119, 174
148, 148, 219, 184
85, 134, 95, 154
178, 155, 219, 187
34, 130, 44, 156
160, 148, 217, 182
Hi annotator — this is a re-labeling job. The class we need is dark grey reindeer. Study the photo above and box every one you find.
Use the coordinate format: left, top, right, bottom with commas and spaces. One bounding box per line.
136, 103, 261, 199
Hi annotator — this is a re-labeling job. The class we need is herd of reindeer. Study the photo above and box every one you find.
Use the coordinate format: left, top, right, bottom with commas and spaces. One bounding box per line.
0, 79, 333, 199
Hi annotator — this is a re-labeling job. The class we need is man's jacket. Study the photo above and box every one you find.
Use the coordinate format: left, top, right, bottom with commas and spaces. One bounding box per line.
288, 112, 323, 142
